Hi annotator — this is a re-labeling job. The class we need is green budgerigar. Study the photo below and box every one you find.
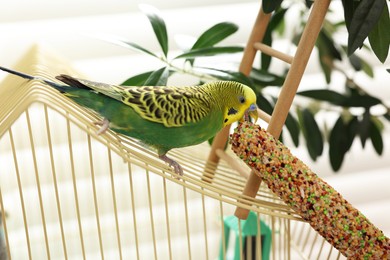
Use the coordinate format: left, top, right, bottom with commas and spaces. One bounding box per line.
0, 66, 258, 176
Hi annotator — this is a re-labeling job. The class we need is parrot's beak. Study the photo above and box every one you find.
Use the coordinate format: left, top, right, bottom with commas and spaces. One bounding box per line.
248, 103, 259, 123
242, 103, 258, 123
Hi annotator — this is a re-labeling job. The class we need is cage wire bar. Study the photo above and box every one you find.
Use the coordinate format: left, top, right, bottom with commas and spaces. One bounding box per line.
0, 45, 344, 259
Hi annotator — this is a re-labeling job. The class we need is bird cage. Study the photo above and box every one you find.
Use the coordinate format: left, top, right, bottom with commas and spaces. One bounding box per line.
0, 45, 348, 260
3, 0, 389, 257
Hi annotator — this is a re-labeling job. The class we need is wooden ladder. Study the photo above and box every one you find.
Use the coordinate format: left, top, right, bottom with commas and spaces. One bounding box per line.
206, 0, 331, 219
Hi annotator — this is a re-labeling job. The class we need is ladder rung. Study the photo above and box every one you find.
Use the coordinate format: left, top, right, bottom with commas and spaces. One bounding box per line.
254, 42, 293, 64
257, 108, 271, 123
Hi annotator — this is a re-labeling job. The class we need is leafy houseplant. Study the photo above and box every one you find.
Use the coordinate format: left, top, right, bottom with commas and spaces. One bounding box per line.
104, 1, 389, 172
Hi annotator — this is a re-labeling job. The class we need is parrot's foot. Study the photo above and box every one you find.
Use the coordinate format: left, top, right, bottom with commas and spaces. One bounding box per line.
159, 154, 183, 178
94, 118, 110, 135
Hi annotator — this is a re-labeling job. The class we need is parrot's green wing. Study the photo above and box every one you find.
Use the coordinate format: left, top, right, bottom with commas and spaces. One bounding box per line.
119, 85, 212, 127
57, 75, 212, 128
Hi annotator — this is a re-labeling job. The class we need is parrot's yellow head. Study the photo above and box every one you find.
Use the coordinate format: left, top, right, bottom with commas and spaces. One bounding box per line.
217, 82, 258, 127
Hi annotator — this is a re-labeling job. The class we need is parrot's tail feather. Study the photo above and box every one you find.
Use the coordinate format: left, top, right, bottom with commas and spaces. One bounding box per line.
56, 75, 89, 90
0, 65, 63, 89
0, 66, 36, 80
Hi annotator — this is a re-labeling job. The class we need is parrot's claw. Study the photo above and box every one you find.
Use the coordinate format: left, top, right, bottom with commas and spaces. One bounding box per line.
94, 118, 110, 135
159, 154, 184, 178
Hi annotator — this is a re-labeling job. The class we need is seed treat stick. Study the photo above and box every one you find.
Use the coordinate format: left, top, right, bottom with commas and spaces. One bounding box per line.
230, 122, 390, 259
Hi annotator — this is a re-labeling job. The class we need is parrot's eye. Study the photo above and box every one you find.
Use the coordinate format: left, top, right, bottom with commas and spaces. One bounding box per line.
238, 96, 246, 104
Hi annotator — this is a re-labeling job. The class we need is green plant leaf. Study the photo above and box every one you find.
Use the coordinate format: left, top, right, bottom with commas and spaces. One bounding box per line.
278, 132, 284, 143
318, 55, 331, 83
316, 30, 342, 83
261, 7, 288, 70
359, 110, 371, 148
101, 38, 159, 58
144, 67, 169, 86
140, 4, 169, 58
297, 108, 323, 161
319, 30, 342, 60
285, 113, 300, 147
261, 29, 272, 71
349, 53, 362, 71
370, 117, 383, 155
346, 116, 359, 151
191, 22, 238, 50
360, 57, 374, 78
250, 68, 285, 86
368, 2, 390, 63
174, 46, 243, 59
121, 71, 154, 86
305, 0, 314, 9
297, 89, 347, 106
187, 22, 239, 66
342, 0, 360, 33
123, 42, 159, 58
198, 67, 253, 86
329, 116, 349, 171
344, 88, 382, 108
328, 115, 359, 164
347, 0, 386, 55
256, 93, 274, 115
262, 0, 284, 14
387, 68, 390, 73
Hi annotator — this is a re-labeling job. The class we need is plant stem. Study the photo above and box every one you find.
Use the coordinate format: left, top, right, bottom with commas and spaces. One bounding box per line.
157, 56, 218, 82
